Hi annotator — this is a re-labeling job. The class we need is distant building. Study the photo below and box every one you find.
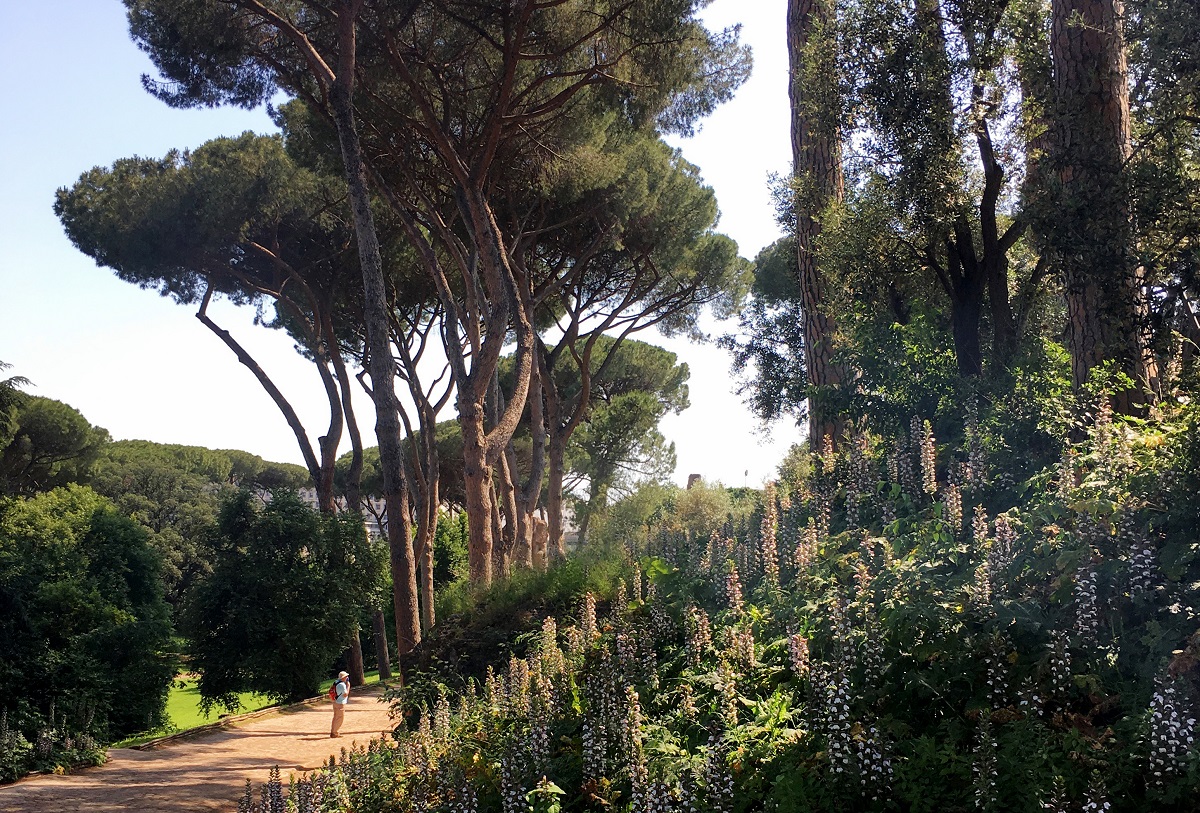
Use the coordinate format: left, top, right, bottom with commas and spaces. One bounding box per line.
296, 487, 387, 537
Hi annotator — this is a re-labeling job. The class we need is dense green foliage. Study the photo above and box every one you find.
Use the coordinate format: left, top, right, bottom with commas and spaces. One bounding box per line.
184, 490, 387, 708
0, 395, 109, 497
91, 439, 308, 612
241, 397, 1199, 812
0, 486, 173, 780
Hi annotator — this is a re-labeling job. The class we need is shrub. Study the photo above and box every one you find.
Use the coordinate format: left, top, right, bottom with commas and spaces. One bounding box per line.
183, 490, 387, 709
0, 485, 173, 779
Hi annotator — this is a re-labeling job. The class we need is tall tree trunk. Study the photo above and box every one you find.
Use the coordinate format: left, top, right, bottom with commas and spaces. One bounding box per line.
371, 609, 392, 681
346, 629, 366, 687
461, 400, 494, 586
1050, 0, 1156, 410
509, 360, 544, 569
542, 352, 568, 562
532, 513, 549, 571
490, 486, 508, 579
419, 527, 435, 633
546, 430, 568, 562
951, 288, 985, 377
789, 0, 848, 448
328, 11, 420, 660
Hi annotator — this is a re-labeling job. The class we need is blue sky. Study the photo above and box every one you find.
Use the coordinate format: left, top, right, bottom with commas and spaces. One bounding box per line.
0, 1, 802, 488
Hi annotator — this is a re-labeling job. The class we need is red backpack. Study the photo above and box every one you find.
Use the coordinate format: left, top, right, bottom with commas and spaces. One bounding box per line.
327, 683, 338, 701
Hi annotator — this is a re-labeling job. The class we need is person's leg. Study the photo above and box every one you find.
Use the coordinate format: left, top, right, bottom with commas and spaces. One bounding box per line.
331, 703, 344, 737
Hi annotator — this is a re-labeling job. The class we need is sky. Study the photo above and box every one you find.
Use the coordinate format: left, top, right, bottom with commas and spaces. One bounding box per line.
0, 1, 802, 490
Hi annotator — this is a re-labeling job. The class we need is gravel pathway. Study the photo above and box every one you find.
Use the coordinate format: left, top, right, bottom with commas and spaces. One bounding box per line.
0, 687, 397, 813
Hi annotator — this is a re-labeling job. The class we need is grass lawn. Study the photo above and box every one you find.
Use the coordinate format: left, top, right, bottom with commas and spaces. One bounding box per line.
112, 669, 387, 748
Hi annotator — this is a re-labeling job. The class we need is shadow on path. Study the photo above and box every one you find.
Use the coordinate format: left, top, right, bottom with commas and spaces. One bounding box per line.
0, 688, 397, 813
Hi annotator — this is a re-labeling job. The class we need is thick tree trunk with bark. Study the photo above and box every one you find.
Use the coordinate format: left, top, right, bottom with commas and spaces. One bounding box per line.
461, 399, 495, 585
328, 14, 419, 659
371, 609, 391, 680
346, 630, 366, 686
532, 514, 549, 571
788, 0, 848, 447
1050, 0, 1156, 409
490, 489, 508, 579
419, 528, 435, 633
545, 430, 568, 562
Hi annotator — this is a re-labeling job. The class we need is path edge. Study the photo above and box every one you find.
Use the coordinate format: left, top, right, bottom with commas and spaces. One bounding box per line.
129, 683, 394, 751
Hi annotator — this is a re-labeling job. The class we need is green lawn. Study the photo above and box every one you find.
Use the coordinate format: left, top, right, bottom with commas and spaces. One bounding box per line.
112, 670, 386, 748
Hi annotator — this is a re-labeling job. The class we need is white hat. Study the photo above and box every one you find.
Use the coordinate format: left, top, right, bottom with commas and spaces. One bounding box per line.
338, 671, 349, 679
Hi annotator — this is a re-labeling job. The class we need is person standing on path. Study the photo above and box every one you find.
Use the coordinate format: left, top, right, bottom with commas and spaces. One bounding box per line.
330, 670, 350, 737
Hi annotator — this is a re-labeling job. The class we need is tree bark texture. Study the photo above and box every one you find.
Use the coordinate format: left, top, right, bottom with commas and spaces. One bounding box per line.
788, 0, 847, 447
546, 431, 568, 562
328, 9, 420, 658
461, 400, 495, 586
372, 609, 392, 680
1050, 0, 1156, 407
346, 628, 366, 687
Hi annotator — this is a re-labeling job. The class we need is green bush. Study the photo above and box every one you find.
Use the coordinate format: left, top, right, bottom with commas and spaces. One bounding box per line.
0, 485, 173, 779
183, 490, 387, 709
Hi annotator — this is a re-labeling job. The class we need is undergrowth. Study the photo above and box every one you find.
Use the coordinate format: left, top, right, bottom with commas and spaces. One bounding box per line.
239, 400, 1200, 812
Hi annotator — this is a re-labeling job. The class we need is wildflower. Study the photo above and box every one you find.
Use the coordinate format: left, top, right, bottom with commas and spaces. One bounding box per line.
450, 777, 479, 813
702, 531, 718, 575
507, 657, 531, 717
679, 682, 699, 720
500, 750, 527, 813
856, 722, 893, 801
898, 433, 918, 499
919, 419, 937, 496
861, 611, 885, 688
611, 580, 628, 623
1047, 631, 1071, 701
1057, 453, 1075, 498
973, 561, 993, 610
788, 633, 811, 677
820, 434, 836, 474
725, 626, 755, 669
684, 605, 713, 668
972, 714, 998, 811
617, 631, 639, 679
823, 669, 854, 776
433, 691, 451, 740
989, 516, 1015, 581
1041, 777, 1067, 813
625, 687, 649, 809
1082, 771, 1112, 812
640, 632, 660, 690
581, 593, 599, 642
943, 483, 963, 536
1017, 675, 1043, 718
581, 714, 605, 781
965, 402, 986, 488
724, 564, 744, 616
564, 624, 586, 663
1074, 559, 1101, 641
972, 505, 990, 546
1147, 673, 1197, 786
854, 558, 872, 602
484, 665, 500, 710
795, 519, 818, 579
703, 734, 734, 813
829, 595, 855, 676
717, 660, 740, 728
1120, 514, 1159, 600
983, 636, 1010, 710
760, 481, 780, 589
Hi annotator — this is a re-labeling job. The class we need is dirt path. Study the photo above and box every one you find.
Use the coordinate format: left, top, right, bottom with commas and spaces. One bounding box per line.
0, 688, 397, 813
